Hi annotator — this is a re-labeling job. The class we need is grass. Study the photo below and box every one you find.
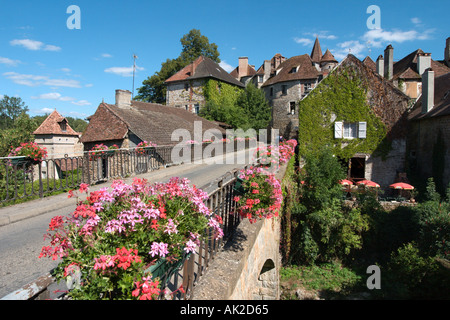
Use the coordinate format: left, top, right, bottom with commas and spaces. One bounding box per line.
280, 261, 368, 300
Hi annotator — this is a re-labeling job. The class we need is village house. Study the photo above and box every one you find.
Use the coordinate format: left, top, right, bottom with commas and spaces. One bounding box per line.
260, 37, 338, 139
250, 53, 287, 89
375, 39, 450, 100
298, 54, 412, 191
33, 109, 83, 179
407, 69, 450, 193
165, 56, 245, 113
229, 56, 257, 85
81, 89, 226, 150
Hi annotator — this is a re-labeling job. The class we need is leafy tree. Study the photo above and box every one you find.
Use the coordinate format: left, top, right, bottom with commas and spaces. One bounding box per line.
135, 29, 220, 103
235, 82, 271, 131
0, 112, 37, 157
0, 95, 29, 130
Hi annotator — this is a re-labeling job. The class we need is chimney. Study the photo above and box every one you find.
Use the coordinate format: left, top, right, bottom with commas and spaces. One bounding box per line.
445, 37, 450, 67
421, 68, 434, 114
115, 89, 132, 109
417, 52, 431, 76
238, 57, 249, 80
384, 44, 394, 80
376, 55, 384, 77
264, 60, 271, 80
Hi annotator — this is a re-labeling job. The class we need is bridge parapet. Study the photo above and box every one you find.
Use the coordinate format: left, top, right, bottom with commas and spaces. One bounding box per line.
192, 164, 287, 300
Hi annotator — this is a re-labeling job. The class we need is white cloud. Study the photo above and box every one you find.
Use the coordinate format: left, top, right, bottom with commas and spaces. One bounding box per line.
3, 71, 82, 88
10, 39, 61, 51
332, 40, 367, 60
101, 53, 113, 58
61, 68, 71, 73
31, 92, 74, 101
294, 37, 313, 46
71, 100, 91, 106
219, 60, 234, 72
363, 28, 434, 44
411, 17, 421, 25
0, 56, 21, 66
104, 65, 144, 77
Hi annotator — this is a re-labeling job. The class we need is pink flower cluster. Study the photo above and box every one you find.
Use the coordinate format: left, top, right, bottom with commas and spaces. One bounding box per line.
136, 140, 157, 155
8, 141, 47, 163
40, 176, 224, 299
235, 166, 283, 223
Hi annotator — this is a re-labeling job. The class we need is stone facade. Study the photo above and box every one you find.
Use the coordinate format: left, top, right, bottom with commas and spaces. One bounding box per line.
166, 79, 205, 113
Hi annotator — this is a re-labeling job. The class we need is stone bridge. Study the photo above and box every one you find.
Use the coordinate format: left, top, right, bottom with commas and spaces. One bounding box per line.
191, 165, 287, 300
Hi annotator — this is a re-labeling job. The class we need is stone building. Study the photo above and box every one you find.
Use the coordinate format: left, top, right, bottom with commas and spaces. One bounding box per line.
229, 56, 257, 85
33, 109, 83, 179
81, 89, 226, 150
246, 53, 286, 89
299, 54, 412, 190
407, 70, 450, 192
165, 56, 244, 113
260, 38, 338, 139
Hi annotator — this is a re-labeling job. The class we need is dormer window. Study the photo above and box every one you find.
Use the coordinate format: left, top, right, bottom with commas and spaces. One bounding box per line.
59, 120, 67, 132
289, 66, 298, 73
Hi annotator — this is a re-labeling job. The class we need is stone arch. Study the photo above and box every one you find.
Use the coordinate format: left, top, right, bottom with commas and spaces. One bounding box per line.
253, 258, 279, 300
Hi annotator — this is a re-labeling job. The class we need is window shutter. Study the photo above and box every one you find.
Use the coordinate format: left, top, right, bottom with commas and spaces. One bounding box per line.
334, 121, 343, 139
358, 122, 367, 139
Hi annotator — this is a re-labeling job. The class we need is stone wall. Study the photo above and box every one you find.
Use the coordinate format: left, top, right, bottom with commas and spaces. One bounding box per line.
408, 114, 450, 191
264, 80, 316, 139
365, 138, 407, 194
166, 79, 206, 111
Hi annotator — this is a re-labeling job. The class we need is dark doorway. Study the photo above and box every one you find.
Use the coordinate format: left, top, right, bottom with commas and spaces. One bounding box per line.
349, 157, 365, 182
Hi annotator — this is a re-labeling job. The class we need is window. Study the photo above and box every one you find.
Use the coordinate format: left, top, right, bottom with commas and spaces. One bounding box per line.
282, 85, 287, 95
194, 104, 200, 114
59, 120, 67, 132
258, 75, 263, 83
289, 102, 296, 115
270, 87, 273, 96
334, 121, 366, 139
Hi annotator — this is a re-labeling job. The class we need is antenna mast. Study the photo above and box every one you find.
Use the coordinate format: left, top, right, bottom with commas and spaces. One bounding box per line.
132, 53, 138, 98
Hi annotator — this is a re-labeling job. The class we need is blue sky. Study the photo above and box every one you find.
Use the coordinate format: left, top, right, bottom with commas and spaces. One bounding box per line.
1, 0, 448, 119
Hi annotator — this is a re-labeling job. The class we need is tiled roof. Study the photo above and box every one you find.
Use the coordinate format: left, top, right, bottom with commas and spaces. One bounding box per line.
165, 56, 244, 87
362, 56, 376, 71
80, 101, 226, 146
393, 49, 450, 80
310, 37, 323, 63
261, 54, 320, 87
33, 109, 79, 136
229, 64, 257, 79
409, 72, 450, 120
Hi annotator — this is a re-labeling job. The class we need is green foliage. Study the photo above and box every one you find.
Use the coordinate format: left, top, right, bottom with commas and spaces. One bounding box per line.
0, 112, 37, 157
383, 242, 450, 299
0, 95, 29, 130
235, 82, 271, 131
297, 68, 389, 160
135, 29, 220, 103
200, 80, 271, 131
287, 147, 369, 265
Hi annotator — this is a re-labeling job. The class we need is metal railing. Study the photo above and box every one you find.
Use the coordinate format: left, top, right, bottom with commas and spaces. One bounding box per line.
0, 146, 174, 205
0, 140, 259, 206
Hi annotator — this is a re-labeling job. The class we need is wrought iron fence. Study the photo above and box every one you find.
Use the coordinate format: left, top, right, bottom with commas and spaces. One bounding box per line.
0, 146, 174, 205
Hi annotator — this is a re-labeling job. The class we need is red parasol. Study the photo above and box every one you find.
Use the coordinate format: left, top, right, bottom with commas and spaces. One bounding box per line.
389, 182, 414, 190
339, 179, 353, 186
357, 180, 380, 188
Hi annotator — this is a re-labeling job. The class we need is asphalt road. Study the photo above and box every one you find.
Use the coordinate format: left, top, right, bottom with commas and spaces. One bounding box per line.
0, 148, 257, 298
